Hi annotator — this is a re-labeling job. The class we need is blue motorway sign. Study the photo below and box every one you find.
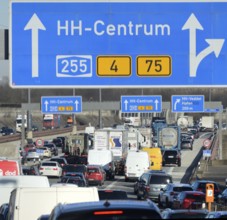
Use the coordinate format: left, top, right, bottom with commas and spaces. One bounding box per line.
121, 96, 162, 113
41, 96, 82, 114
10, 1, 227, 88
171, 95, 204, 113
204, 108, 222, 113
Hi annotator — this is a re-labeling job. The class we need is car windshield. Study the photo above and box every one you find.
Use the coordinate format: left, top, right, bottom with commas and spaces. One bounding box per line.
41, 162, 57, 167
164, 151, 178, 156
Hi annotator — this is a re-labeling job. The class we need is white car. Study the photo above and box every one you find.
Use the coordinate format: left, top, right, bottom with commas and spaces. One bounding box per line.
37, 147, 52, 158
39, 161, 62, 177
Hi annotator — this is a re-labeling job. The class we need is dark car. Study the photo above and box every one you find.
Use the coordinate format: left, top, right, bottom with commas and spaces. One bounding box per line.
191, 180, 221, 201
44, 143, 58, 156
205, 211, 227, 218
158, 183, 193, 208
62, 164, 89, 182
48, 200, 162, 220
50, 157, 68, 167
59, 175, 87, 187
0, 203, 9, 220
1, 128, 14, 136
22, 165, 41, 175
162, 149, 181, 167
162, 208, 209, 219
136, 172, 173, 201
52, 138, 63, 149
217, 188, 227, 206
172, 191, 206, 209
98, 189, 128, 200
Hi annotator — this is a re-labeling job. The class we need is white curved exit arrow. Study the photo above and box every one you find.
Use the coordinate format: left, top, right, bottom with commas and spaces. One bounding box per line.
24, 13, 46, 78
182, 13, 225, 77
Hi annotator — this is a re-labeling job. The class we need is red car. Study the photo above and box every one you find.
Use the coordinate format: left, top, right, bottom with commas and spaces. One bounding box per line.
172, 191, 206, 209
87, 165, 106, 186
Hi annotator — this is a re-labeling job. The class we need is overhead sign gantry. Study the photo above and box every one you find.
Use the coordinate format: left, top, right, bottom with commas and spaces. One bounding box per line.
10, 0, 226, 88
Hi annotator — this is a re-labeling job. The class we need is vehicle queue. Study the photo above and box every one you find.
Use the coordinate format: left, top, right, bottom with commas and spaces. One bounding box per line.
0, 122, 226, 219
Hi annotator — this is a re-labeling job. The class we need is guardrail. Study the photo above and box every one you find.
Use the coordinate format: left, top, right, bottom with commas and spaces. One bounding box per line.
0, 125, 87, 143
189, 132, 217, 182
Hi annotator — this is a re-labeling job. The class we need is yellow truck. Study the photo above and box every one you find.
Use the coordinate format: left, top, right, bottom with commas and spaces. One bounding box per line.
142, 147, 162, 171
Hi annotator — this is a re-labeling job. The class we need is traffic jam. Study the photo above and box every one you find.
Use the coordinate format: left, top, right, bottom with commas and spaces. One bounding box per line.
0, 114, 226, 219
2, 0, 227, 219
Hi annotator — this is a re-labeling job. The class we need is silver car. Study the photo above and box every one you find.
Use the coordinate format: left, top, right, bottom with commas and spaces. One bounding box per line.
26, 148, 43, 161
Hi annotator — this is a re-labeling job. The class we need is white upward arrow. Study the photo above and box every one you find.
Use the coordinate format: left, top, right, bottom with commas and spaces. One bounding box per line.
154, 99, 159, 110
174, 99, 181, 110
75, 100, 79, 111
44, 100, 49, 112
24, 13, 46, 78
124, 100, 128, 111
182, 13, 225, 77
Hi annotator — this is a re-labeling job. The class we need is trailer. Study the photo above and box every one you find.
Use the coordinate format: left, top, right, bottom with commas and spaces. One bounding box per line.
157, 125, 181, 151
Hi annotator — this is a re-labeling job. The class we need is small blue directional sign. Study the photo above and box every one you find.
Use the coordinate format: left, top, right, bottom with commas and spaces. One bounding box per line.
41, 96, 82, 114
10, 1, 227, 88
204, 108, 221, 113
121, 96, 162, 113
171, 95, 204, 113
203, 150, 211, 157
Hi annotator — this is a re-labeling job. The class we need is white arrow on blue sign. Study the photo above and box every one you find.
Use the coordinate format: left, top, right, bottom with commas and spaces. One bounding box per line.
121, 96, 162, 113
10, 1, 226, 88
171, 95, 204, 113
41, 96, 82, 114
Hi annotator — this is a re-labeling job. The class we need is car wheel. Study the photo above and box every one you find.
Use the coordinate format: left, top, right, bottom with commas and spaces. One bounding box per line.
191, 146, 193, 151
178, 161, 181, 167
158, 197, 162, 208
137, 194, 142, 200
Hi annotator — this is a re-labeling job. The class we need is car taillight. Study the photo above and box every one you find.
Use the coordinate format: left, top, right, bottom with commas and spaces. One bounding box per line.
39, 168, 44, 170
197, 188, 203, 192
124, 166, 127, 173
183, 198, 192, 208
145, 185, 150, 192
170, 192, 177, 196
53, 168, 58, 170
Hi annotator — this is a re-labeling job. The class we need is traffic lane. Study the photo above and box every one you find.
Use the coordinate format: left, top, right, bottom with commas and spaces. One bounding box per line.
163, 134, 209, 183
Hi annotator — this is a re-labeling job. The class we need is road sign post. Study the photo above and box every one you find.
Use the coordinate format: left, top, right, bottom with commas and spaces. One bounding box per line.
10, 1, 226, 88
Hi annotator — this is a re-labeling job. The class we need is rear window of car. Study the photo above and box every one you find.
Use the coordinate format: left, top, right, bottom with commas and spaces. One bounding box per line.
41, 162, 57, 167
164, 151, 178, 156
173, 187, 193, 192
149, 175, 172, 184
88, 168, 99, 173
63, 165, 85, 172
57, 209, 161, 220
185, 193, 205, 202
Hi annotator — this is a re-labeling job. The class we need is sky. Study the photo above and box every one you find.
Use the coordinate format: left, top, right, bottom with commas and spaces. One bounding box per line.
0, 0, 9, 79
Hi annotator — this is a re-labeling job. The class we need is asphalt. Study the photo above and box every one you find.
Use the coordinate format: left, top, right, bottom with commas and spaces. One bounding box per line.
191, 130, 227, 190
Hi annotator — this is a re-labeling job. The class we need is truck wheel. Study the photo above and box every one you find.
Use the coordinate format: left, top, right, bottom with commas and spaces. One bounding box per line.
178, 161, 181, 167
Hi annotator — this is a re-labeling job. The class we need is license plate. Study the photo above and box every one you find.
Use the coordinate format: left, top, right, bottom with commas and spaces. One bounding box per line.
168, 156, 174, 158
128, 173, 136, 176
89, 178, 94, 181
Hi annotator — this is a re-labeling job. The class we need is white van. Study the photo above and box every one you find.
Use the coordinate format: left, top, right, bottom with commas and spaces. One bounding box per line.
125, 151, 150, 182
0, 175, 50, 206
88, 149, 115, 180
8, 186, 99, 220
